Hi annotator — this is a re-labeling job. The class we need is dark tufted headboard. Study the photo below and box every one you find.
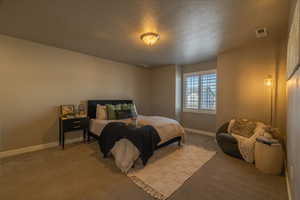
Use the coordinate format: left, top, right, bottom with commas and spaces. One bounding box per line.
87, 100, 133, 119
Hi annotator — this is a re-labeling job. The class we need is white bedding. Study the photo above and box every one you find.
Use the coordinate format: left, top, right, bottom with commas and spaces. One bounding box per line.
137, 115, 185, 145
89, 115, 185, 144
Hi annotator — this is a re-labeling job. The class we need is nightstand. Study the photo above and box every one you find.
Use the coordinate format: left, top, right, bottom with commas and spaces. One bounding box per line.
59, 117, 89, 149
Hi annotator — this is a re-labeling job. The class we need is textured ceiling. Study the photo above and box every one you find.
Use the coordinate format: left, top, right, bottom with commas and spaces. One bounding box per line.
0, 0, 290, 66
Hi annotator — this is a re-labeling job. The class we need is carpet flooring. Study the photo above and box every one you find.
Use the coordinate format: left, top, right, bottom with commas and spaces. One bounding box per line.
0, 133, 288, 200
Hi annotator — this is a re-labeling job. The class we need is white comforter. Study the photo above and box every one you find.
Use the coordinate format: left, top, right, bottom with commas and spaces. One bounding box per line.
137, 115, 185, 145
90, 115, 185, 173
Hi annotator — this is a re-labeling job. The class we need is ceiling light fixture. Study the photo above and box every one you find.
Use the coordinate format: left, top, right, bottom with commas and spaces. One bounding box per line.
140, 32, 160, 46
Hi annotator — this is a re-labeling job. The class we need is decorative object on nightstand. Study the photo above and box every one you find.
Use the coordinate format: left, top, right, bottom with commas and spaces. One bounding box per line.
77, 103, 86, 117
255, 136, 283, 175
61, 104, 76, 119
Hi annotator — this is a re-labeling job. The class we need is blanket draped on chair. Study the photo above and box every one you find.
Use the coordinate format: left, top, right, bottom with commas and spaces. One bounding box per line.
228, 119, 267, 163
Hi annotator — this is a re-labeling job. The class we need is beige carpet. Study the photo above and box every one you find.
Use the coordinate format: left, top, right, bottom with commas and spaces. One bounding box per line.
128, 145, 216, 200
0, 133, 288, 200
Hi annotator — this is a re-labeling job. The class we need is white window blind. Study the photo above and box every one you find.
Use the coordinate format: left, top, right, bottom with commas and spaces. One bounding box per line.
183, 70, 217, 113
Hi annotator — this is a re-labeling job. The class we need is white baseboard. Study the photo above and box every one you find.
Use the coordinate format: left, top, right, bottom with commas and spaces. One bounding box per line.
0, 129, 215, 158
184, 128, 215, 137
0, 137, 83, 159
286, 168, 292, 200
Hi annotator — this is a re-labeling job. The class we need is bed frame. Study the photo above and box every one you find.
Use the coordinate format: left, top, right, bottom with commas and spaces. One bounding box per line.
87, 100, 181, 149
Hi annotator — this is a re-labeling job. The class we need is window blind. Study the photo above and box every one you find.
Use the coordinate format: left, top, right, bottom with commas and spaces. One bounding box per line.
200, 73, 216, 110
183, 70, 217, 112
184, 75, 199, 109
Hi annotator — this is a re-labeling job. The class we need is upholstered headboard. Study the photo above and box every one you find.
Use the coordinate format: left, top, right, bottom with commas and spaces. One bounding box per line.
87, 100, 133, 119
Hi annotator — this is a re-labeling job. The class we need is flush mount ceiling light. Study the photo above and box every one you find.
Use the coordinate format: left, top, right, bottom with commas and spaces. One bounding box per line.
140, 32, 160, 46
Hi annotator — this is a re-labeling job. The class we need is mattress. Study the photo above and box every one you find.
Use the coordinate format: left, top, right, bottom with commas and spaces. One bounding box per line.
90, 115, 185, 172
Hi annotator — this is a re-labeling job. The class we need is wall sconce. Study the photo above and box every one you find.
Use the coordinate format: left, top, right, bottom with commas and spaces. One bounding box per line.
264, 75, 273, 87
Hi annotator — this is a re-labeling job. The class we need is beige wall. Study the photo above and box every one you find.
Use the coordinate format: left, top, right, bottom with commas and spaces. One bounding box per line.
181, 60, 217, 132
150, 65, 177, 119
217, 39, 286, 129
0, 35, 151, 151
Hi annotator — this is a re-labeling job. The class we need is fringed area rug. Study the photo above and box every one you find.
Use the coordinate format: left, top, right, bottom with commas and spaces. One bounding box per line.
127, 145, 216, 200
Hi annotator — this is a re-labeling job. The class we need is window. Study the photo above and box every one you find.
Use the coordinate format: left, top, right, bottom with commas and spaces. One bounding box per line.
183, 70, 217, 114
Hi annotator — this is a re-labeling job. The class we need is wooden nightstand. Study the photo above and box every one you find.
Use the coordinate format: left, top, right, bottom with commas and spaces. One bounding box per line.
59, 117, 89, 149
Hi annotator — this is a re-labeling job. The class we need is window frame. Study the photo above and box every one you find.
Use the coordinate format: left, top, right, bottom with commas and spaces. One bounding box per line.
182, 69, 217, 115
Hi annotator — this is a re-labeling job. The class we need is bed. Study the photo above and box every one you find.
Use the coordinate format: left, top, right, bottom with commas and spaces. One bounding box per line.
87, 100, 184, 148
87, 100, 185, 172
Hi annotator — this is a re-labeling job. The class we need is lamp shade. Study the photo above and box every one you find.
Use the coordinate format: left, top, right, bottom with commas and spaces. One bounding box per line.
264, 75, 273, 87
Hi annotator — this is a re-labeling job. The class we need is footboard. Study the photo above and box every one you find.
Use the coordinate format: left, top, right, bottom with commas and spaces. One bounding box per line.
156, 136, 181, 149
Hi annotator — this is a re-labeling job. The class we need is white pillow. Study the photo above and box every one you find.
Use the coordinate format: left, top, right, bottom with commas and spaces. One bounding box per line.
131, 104, 138, 118
96, 104, 107, 120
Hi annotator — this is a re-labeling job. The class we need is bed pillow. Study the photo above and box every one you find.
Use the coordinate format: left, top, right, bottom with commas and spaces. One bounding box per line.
106, 104, 117, 120
115, 104, 122, 111
116, 110, 133, 119
122, 103, 130, 110
130, 104, 138, 118
96, 105, 107, 120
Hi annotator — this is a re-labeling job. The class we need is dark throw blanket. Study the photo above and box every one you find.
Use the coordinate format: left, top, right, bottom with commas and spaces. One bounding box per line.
98, 122, 161, 165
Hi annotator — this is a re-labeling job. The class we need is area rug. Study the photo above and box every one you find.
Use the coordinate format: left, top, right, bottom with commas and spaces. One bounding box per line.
127, 145, 216, 200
